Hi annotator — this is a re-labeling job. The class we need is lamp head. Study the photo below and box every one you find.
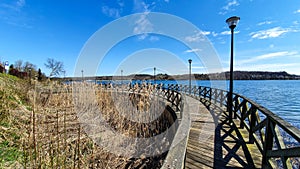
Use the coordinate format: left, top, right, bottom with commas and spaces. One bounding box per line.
188, 59, 192, 64
226, 16, 240, 29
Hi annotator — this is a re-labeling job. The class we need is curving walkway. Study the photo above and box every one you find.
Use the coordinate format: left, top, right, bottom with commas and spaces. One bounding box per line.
184, 96, 262, 169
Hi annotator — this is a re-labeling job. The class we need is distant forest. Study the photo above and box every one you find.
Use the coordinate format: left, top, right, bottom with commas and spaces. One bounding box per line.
64, 71, 300, 81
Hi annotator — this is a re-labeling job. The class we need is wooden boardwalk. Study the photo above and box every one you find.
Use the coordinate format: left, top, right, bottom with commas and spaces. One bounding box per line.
184, 96, 262, 169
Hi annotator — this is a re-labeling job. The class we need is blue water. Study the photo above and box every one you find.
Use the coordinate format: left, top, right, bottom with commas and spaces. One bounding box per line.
233, 80, 300, 129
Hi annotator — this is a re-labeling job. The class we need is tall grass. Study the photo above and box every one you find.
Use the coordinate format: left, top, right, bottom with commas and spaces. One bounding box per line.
1, 76, 177, 168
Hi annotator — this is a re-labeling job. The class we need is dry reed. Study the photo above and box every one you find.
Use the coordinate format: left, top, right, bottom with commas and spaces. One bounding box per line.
3, 78, 177, 168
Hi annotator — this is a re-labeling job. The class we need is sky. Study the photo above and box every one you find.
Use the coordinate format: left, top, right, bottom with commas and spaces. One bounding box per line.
0, 0, 300, 77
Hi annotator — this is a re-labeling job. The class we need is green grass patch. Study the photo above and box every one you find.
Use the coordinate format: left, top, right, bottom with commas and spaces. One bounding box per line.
0, 121, 10, 128
0, 140, 21, 162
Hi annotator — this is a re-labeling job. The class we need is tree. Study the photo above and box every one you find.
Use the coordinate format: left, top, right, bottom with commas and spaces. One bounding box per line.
8, 64, 14, 74
23, 61, 36, 73
14, 60, 23, 71
44, 58, 65, 77
38, 68, 43, 81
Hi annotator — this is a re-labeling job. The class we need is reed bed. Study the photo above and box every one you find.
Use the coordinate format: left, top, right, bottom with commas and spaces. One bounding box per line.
7, 80, 178, 168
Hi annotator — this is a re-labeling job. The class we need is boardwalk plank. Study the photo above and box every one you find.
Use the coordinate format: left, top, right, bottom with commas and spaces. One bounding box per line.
184, 96, 262, 169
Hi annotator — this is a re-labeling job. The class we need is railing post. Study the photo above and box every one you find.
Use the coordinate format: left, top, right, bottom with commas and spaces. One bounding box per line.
193, 86, 196, 97
233, 95, 238, 119
262, 118, 274, 169
240, 101, 247, 129
249, 107, 257, 143
209, 88, 212, 102
220, 90, 224, 107
185, 85, 188, 94
213, 89, 217, 104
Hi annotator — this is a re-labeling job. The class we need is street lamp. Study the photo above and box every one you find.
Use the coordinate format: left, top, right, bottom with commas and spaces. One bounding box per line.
28, 68, 32, 84
81, 70, 84, 81
29, 68, 32, 78
188, 59, 192, 94
121, 69, 123, 85
226, 16, 240, 120
153, 67, 156, 84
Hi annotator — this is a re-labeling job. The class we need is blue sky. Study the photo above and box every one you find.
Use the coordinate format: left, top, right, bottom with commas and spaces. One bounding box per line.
0, 0, 300, 77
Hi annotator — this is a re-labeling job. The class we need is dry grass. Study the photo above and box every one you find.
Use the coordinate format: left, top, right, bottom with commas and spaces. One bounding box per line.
0, 75, 177, 168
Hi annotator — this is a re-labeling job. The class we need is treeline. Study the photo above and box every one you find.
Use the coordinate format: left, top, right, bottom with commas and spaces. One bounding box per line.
69, 71, 300, 81
172, 71, 300, 80
0, 58, 65, 80
222, 71, 300, 80
0, 60, 46, 80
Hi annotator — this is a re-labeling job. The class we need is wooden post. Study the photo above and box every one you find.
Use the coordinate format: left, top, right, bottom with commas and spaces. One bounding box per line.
209, 88, 212, 102
262, 118, 274, 168
249, 107, 257, 143
233, 95, 238, 119
240, 101, 247, 129
220, 90, 224, 107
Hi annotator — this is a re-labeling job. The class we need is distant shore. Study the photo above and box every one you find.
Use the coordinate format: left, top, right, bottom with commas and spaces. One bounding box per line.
56, 71, 300, 81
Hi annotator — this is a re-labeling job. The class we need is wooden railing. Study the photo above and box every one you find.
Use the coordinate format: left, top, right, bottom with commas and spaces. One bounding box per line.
84, 82, 300, 168
125, 83, 184, 113
162, 84, 300, 169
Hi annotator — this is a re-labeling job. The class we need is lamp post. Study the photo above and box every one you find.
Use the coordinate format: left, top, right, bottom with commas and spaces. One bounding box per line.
226, 16, 240, 120
153, 67, 156, 84
81, 70, 84, 81
29, 68, 32, 84
121, 69, 123, 85
188, 59, 192, 95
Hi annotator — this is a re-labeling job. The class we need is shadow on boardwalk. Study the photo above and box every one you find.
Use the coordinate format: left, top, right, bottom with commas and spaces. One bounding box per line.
185, 97, 261, 169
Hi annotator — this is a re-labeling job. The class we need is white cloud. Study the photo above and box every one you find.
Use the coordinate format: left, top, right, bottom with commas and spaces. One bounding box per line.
294, 9, 300, 14
201, 31, 211, 35
101, 0, 125, 18
0, 0, 26, 11
223, 0, 239, 10
117, 0, 125, 7
0, 0, 30, 27
219, 0, 239, 15
237, 51, 298, 65
220, 30, 240, 35
132, 0, 154, 40
212, 32, 218, 37
184, 31, 210, 42
101, 6, 121, 18
184, 48, 202, 53
293, 21, 299, 25
133, 0, 151, 13
16, 0, 25, 8
149, 36, 159, 41
257, 21, 273, 26
133, 12, 153, 40
250, 27, 296, 39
